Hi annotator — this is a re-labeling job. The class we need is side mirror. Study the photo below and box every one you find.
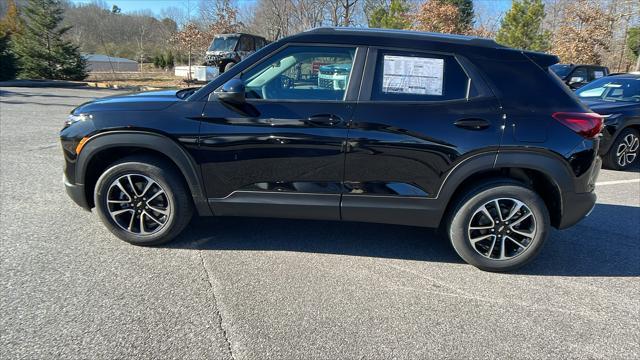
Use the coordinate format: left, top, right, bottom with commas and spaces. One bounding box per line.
214, 79, 246, 104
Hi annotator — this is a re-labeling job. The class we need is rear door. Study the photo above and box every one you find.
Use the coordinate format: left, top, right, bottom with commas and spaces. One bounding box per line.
342, 47, 504, 226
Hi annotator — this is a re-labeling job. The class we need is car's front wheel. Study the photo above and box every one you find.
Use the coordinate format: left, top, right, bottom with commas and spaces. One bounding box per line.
604, 128, 639, 170
447, 180, 550, 272
94, 155, 193, 246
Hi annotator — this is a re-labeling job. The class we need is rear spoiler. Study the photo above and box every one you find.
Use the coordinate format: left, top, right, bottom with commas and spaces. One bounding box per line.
522, 51, 559, 69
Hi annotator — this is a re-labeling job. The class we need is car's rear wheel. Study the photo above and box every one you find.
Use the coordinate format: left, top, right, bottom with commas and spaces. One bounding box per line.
447, 180, 550, 272
94, 156, 193, 246
604, 128, 639, 170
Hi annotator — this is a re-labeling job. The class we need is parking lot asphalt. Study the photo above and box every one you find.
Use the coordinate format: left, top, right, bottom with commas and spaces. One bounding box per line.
1, 87, 639, 359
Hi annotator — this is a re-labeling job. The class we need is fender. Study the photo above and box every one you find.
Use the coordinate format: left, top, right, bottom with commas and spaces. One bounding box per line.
436, 149, 574, 224
493, 149, 573, 190
601, 118, 640, 154
76, 130, 212, 216
438, 149, 573, 200
436, 151, 498, 203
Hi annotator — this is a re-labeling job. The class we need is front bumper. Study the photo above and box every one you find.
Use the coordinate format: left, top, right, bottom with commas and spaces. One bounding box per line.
64, 174, 90, 211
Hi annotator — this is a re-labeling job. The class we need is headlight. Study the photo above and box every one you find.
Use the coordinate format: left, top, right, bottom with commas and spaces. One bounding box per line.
66, 113, 92, 125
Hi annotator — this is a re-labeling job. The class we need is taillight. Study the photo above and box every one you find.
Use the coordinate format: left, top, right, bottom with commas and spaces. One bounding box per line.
551, 112, 603, 139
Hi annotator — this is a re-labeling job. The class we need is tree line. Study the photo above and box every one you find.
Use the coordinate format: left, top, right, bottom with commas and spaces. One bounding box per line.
1, 0, 639, 81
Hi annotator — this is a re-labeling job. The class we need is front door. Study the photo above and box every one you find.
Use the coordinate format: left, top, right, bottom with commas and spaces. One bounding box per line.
197, 44, 364, 220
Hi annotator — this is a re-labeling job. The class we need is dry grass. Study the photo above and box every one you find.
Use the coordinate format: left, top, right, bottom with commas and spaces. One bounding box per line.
85, 67, 201, 89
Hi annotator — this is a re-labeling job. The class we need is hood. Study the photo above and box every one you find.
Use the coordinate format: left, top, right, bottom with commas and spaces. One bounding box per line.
582, 99, 640, 115
73, 89, 182, 114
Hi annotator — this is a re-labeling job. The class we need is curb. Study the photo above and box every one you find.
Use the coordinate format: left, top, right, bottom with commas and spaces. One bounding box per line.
0, 80, 89, 88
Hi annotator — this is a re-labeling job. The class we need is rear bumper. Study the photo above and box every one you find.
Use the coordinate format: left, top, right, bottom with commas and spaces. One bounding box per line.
557, 155, 601, 229
64, 174, 90, 211
557, 191, 597, 229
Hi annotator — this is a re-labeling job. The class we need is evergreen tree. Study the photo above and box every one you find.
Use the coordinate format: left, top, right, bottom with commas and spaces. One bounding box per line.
158, 53, 166, 69
12, 0, 87, 80
439, 0, 474, 31
165, 51, 175, 69
152, 54, 160, 68
0, 0, 22, 80
496, 0, 550, 52
0, 32, 18, 80
369, 0, 410, 29
627, 27, 640, 71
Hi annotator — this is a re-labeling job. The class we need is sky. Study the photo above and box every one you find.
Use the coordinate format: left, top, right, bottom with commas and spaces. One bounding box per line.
69, 0, 513, 27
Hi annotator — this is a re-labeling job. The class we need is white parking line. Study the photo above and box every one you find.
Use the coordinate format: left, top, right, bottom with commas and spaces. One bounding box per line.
595, 179, 640, 186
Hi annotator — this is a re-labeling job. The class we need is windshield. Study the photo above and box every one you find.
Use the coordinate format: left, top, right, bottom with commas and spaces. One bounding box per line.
576, 77, 640, 103
550, 64, 572, 78
208, 36, 239, 52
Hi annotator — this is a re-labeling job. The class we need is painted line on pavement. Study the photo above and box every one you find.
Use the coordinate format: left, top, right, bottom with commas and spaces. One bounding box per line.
595, 179, 640, 186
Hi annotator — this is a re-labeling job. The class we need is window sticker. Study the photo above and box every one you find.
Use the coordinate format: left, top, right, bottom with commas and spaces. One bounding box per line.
382, 55, 444, 95
594, 71, 604, 79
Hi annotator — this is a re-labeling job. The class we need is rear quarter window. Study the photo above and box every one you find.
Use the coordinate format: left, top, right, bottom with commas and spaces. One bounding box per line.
372, 50, 469, 101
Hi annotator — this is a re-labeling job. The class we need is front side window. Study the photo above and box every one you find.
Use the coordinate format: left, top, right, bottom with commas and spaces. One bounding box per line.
372, 50, 469, 101
241, 46, 356, 101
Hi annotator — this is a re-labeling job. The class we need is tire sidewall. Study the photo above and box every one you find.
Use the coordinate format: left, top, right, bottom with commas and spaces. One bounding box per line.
94, 159, 186, 245
449, 184, 550, 272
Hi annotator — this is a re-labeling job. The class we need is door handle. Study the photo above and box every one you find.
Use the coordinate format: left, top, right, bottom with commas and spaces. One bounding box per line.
307, 114, 343, 126
454, 118, 490, 130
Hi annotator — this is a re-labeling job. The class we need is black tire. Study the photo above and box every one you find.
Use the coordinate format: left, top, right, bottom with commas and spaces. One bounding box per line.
94, 155, 193, 246
224, 61, 236, 72
603, 128, 639, 171
446, 179, 550, 272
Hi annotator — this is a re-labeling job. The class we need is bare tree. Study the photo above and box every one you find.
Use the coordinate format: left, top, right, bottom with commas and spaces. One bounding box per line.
550, 0, 613, 65
171, 23, 208, 80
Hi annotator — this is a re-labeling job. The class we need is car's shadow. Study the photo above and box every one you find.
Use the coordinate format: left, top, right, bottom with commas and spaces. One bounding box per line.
168, 203, 639, 277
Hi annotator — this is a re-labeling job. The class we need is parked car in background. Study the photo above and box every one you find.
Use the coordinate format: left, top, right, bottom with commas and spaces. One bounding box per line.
61, 28, 603, 272
576, 73, 640, 170
551, 64, 609, 89
204, 33, 268, 73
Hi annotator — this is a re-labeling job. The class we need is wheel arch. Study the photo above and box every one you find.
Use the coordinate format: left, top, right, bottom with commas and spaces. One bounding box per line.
76, 131, 212, 216
438, 150, 574, 229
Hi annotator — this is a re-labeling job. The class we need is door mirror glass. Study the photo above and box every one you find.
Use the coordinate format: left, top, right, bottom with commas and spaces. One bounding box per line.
214, 78, 246, 104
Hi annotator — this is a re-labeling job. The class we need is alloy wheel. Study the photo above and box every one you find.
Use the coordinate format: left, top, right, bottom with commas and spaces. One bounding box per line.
467, 198, 536, 260
106, 174, 171, 235
616, 133, 639, 168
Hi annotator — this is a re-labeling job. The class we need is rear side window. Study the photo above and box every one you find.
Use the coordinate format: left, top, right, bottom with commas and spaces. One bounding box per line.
589, 68, 606, 81
372, 50, 469, 101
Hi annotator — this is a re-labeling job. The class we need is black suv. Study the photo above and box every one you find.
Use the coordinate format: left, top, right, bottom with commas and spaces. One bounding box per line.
61, 28, 602, 271
550, 64, 610, 89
